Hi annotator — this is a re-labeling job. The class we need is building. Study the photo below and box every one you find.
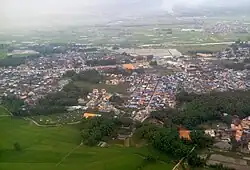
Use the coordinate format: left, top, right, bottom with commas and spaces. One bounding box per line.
83, 113, 101, 118
179, 128, 191, 141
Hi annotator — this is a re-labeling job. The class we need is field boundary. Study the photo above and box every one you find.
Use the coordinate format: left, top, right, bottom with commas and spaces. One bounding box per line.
0, 106, 13, 116
24, 117, 81, 127
56, 142, 83, 167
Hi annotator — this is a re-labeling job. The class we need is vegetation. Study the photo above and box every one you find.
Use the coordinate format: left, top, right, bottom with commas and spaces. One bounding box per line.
175, 44, 228, 55
0, 54, 40, 67
143, 90, 250, 169
0, 51, 7, 59
109, 95, 125, 106
1, 95, 25, 115
2, 70, 105, 116
174, 90, 250, 129
134, 123, 209, 168
0, 117, 173, 170
80, 117, 121, 146
13, 142, 21, 151
149, 61, 157, 66
64, 70, 104, 84
85, 59, 117, 67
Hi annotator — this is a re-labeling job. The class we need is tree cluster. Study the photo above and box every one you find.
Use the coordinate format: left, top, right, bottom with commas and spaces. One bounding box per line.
64, 70, 104, 84
135, 124, 210, 168
109, 95, 124, 106
2, 95, 25, 115
174, 90, 250, 129
0, 54, 40, 67
102, 67, 132, 76
80, 117, 120, 146
29, 82, 90, 116
85, 59, 117, 67
149, 61, 157, 66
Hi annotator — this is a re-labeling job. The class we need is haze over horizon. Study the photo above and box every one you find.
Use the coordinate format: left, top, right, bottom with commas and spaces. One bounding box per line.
1, 0, 250, 28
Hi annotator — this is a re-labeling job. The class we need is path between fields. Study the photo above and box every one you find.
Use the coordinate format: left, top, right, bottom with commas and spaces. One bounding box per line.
24, 117, 59, 127
0, 115, 11, 117
0, 106, 13, 116
172, 146, 196, 170
24, 117, 81, 127
134, 153, 167, 164
0, 105, 81, 127
56, 142, 83, 167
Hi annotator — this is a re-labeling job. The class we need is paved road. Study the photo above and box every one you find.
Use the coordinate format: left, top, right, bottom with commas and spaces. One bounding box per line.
141, 79, 160, 122
173, 42, 234, 46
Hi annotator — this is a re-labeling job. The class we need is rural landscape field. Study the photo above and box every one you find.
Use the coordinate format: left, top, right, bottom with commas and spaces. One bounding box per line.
0, 109, 173, 170
2, 1, 250, 170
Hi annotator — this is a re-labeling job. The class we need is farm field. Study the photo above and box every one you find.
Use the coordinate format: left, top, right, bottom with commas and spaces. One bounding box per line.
0, 106, 10, 116
0, 51, 7, 59
0, 116, 173, 170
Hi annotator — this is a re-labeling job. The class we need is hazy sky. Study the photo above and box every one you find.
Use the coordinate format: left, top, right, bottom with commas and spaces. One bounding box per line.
1, 0, 248, 28
2, 0, 206, 19
2, 0, 248, 18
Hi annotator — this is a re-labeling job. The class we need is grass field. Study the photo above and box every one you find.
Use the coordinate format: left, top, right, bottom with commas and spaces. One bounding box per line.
0, 51, 7, 59
0, 106, 10, 116
0, 116, 173, 170
174, 44, 229, 54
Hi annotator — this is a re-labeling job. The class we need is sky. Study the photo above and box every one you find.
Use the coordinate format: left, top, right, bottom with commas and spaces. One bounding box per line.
2, 0, 248, 18
1, 0, 206, 19
1, 0, 249, 28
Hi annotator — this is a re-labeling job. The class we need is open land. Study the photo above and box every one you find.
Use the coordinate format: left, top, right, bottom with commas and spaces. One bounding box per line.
0, 115, 173, 170
0, 16, 249, 48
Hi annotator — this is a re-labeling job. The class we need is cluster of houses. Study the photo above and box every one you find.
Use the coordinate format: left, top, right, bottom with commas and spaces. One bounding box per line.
205, 22, 248, 34
86, 89, 120, 114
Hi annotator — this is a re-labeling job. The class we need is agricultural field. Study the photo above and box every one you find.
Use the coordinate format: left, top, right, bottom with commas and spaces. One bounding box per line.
0, 116, 174, 170
174, 44, 229, 54
0, 51, 7, 59
0, 106, 10, 116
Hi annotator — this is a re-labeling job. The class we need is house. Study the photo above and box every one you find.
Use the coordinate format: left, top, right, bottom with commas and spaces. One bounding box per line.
179, 128, 191, 141
83, 113, 101, 118
205, 129, 216, 138
78, 98, 85, 104
67, 106, 83, 111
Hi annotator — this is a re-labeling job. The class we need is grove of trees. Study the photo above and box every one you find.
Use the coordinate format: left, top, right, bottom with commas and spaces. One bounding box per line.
80, 117, 121, 146
174, 90, 250, 129
85, 59, 117, 67
64, 70, 104, 84
134, 123, 211, 168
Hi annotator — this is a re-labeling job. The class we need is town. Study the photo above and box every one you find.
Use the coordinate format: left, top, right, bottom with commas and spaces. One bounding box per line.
1, 39, 250, 170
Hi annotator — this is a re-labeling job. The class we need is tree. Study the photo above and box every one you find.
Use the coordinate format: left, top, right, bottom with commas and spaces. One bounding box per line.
119, 117, 133, 127
109, 95, 124, 105
80, 117, 120, 146
13, 142, 21, 151
146, 55, 154, 61
187, 152, 205, 168
190, 131, 213, 149
149, 61, 157, 66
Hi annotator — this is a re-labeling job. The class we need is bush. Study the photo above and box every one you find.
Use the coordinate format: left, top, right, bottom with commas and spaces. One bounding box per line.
13, 142, 21, 151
